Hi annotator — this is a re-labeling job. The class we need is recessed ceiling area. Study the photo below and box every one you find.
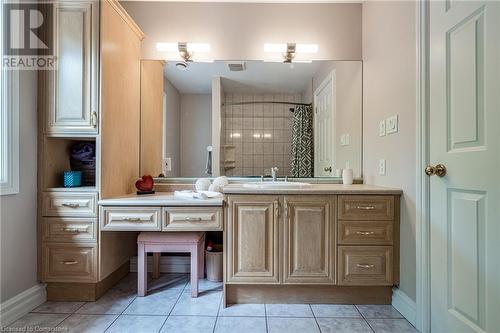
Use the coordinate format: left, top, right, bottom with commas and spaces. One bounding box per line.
164, 60, 325, 94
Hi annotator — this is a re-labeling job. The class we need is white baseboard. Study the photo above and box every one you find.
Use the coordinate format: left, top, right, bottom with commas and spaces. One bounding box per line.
129, 255, 190, 274
392, 287, 417, 327
0, 283, 47, 327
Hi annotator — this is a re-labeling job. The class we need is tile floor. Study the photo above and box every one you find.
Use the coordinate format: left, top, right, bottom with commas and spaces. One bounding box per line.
5, 273, 418, 333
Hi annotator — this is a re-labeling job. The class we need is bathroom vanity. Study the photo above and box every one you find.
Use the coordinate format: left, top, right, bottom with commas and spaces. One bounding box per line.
222, 184, 401, 305
95, 184, 401, 305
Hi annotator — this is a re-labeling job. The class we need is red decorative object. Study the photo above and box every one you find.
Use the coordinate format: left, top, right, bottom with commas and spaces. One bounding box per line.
135, 175, 155, 194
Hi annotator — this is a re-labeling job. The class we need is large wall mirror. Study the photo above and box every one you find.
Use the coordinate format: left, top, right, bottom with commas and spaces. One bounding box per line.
162, 60, 362, 179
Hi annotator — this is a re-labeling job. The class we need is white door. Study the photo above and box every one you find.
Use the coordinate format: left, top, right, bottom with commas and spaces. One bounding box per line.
429, 1, 499, 332
313, 71, 335, 177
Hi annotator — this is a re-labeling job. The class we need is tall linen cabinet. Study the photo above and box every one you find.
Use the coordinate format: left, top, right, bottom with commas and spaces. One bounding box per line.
37, 0, 145, 301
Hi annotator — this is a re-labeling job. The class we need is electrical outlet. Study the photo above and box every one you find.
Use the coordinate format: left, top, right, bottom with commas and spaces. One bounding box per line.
163, 158, 172, 173
379, 159, 386, 175
386, 115, 398, 134
379, 120, 386, 137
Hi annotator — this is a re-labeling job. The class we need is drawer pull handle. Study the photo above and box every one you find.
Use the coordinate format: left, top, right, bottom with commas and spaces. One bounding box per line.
356, 264, 375, 269
184, 217, 202, 222
123, 217, 142, 222
62, 203, 80, 208
62, 227, 87, 233
61, 260, 78, 265
356, 231, 375, 236
356, 205, 375, 210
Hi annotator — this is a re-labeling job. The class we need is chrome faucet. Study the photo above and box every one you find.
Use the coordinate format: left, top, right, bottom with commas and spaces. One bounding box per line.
271, 167, 279, 182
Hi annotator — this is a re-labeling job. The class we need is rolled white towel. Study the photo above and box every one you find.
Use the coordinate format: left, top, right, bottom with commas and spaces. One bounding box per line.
195, 178, 212, 191
174, 190, 222, 200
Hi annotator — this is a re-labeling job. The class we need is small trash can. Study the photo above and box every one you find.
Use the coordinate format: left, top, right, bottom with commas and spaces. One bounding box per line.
205, 246, 223, 282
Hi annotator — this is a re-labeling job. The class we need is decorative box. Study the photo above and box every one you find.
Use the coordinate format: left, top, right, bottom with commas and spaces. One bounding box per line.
64, 171, 82, 187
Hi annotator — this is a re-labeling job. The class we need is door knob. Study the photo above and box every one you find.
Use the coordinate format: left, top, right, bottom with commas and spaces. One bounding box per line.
425, 164, 447, 177
324, 166, 332, 172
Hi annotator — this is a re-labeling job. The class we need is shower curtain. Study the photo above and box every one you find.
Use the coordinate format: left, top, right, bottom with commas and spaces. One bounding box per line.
291, 104, 314, 177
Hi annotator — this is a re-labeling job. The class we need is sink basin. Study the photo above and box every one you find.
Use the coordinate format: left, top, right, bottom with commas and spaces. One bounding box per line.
243, 181, 311, 189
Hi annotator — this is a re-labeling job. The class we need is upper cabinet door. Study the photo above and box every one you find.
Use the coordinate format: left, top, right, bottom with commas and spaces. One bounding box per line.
283, 195, 335, 284
45, 1, 98, 135
226, 195, 281, 284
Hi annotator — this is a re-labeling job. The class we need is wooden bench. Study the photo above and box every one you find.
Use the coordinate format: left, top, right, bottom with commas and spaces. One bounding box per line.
137, 232, 205, 297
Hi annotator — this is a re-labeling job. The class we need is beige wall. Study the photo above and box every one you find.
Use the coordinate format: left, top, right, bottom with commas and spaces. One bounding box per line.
180, 94, 212, 177
362, 1, 417, 300
0, 71, 38, 302
164, 78, 181, 177
121, 2, 362, 61
312, 61, 363, 178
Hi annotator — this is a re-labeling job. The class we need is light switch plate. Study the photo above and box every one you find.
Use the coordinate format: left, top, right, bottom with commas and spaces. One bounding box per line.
379, 159, 386, 175
163, 158, 172, 173
379, 120, 386, 137
340, 134, 346, 146
386, 115, 398, 134
345, 134, 350, 145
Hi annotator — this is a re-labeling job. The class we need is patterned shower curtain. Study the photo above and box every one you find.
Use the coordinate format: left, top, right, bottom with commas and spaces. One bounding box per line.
291, 105, 314, 177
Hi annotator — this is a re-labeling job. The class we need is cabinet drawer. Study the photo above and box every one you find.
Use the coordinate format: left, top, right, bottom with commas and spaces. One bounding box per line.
338, 196, 394, 221
163, 207, 223, 231
100, 206, 162, 231
42, 218, 96, 242
42, 192, 97, 217
338, 246, 393, 286
338, 220, 393, 245
42, 243, 97, 282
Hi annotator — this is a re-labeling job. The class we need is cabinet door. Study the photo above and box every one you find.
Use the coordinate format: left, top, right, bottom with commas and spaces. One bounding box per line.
226, 195, 280, 284
46, 1, 98, 135
283, 195, 335, 284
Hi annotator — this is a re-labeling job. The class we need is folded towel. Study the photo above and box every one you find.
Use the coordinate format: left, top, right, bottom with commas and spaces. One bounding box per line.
174, 190, 222, 200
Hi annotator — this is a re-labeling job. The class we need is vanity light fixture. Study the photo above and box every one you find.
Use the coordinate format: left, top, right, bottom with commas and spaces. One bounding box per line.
264, 43, 318, 63
156, 42, 211, 62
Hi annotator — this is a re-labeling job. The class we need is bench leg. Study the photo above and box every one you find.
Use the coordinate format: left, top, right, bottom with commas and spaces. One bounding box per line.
138, 243, 147, 297
152, 253, 160, 279
198, 239, 205, 279
190, 247, 198, 297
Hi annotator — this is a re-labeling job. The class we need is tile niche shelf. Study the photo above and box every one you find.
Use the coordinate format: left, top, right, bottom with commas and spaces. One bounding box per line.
223, 145, 236, 170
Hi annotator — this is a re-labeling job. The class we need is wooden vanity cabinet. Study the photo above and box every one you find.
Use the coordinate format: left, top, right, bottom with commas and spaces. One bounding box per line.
225, 195, 280, 284
283, 196, 335, 284
225, 193, 400, 292
43, 1, 99, 136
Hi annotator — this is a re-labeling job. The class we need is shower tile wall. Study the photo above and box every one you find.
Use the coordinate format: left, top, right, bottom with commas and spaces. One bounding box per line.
221, 93, 303, 177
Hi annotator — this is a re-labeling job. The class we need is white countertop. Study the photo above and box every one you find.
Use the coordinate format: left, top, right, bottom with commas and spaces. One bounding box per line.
98, 193, 224, 206
222, 183, 402, 195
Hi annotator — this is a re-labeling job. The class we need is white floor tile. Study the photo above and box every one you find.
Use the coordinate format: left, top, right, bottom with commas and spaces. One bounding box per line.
310, 304, 361, 318
214, 316, 267, 333
267, 317, 320, 333
106, 315, 166, 333
367, 319, 418, 333
265, 304, 314, 317
356, 305, 403, 319
8, 313, 69, 331
32, 301, 85, 314
160, 316, 216, 333
170, 290, 222, 316
76, 289, 136, 315
123, 288, 181, 315
218, 303, 265, 317
316, 318, 373, 333
58, 314, 118, 333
